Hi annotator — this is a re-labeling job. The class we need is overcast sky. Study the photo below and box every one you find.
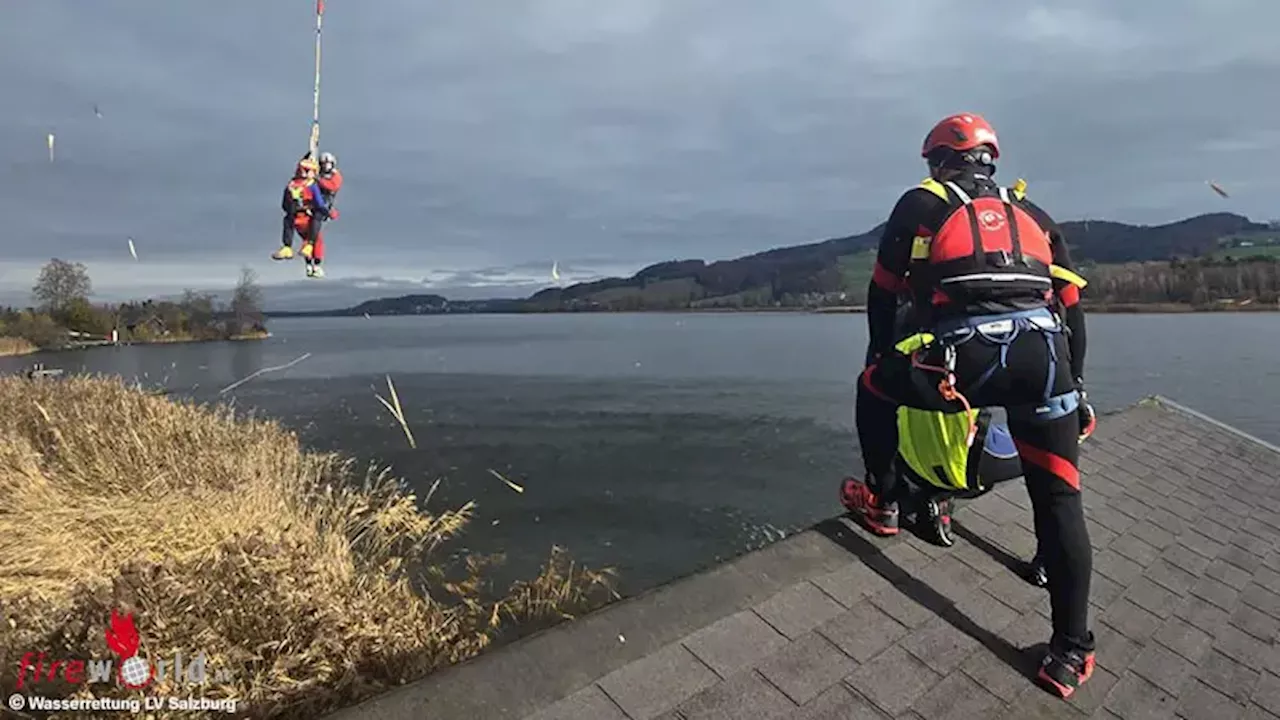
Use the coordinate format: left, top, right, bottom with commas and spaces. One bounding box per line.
2, 1, 1277, 309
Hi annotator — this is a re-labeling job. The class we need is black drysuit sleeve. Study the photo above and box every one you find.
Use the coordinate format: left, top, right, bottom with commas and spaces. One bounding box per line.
866, 188, 938, 360
1018, 198, 1088, 382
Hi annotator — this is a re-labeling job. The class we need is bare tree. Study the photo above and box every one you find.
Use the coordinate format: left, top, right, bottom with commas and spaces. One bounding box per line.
32, 258, 92, 313
229, 267, 265, 334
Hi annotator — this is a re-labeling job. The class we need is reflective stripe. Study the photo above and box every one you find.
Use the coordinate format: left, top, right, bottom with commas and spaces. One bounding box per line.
940, 273, 1053, 285
943, 181, 972, 204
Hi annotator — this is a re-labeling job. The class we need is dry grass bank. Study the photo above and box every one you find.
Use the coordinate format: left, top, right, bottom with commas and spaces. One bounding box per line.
0, 336, 39, 357
0, 376, 616, 719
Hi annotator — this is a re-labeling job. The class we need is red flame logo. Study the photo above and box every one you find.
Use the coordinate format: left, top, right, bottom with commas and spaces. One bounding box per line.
105, 609, 154, 689
105, 610, 140, 659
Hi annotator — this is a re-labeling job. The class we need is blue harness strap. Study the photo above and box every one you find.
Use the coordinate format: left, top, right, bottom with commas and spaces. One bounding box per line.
931, 307, 1079, 424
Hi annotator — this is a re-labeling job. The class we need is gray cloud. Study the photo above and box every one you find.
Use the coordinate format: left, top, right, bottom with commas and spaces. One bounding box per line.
3, 0, 1278, 301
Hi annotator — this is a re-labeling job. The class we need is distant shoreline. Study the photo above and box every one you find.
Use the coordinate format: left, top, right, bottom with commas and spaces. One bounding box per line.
0, 330, 270, 358
269, 302, 1279, 319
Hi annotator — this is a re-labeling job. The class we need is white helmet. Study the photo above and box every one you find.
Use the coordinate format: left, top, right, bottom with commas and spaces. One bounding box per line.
318, 151, 337, 168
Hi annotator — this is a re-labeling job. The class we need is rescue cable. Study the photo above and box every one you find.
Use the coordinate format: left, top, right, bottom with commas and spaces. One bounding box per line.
308, 0, 325, 159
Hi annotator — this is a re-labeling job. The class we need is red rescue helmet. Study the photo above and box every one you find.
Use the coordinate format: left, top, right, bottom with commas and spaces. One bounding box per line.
296, 158, 319, 176
921, 113, 1000, 160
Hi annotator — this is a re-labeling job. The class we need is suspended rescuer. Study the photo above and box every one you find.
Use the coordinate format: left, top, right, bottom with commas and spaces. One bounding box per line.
839, 113, 1097, 699
274, 157, 331, 278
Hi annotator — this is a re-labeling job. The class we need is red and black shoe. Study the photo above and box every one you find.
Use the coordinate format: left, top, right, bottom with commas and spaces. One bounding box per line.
923, 496, 954, 547
840, 476, 899, 536
1037, 646, 1096, 699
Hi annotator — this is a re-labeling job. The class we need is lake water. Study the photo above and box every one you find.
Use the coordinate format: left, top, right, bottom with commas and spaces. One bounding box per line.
4, 312, 1277, 594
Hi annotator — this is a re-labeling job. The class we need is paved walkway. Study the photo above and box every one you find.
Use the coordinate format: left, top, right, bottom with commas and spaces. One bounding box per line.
327, 397, 1280, 720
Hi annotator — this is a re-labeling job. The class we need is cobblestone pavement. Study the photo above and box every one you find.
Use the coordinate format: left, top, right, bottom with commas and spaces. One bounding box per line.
327, 399, 1280, 720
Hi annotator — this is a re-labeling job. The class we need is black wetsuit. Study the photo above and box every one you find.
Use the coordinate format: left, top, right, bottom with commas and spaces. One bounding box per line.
858, 168, 1093, 655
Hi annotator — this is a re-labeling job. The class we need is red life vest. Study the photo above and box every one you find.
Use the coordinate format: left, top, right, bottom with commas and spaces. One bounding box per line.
909, 180, 1054, 306
286, 178, 317, 214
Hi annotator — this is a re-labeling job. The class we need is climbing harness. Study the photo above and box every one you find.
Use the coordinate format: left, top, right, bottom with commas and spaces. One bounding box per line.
906, 307, 1081, 450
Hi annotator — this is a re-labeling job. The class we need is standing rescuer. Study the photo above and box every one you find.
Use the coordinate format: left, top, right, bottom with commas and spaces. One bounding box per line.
841, 113, 1096, 698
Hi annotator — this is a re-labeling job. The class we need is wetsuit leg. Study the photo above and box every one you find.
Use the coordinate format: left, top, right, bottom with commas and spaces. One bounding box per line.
312, 229, 324, 264
1008, 411, 1093, 653
281, 215, 294, 248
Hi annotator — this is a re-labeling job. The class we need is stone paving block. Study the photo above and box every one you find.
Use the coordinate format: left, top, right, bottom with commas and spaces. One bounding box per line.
815, 603, 908, 663
1232, 603, 1280, 643
1175, 679, 1243, 720
950, 541, 1007, 579
908, 670, 1003, 720
754, 582, 848, 640
1123, 577, 1183, 617
986, 523, 1038, 559
525, 684, 630, 720
1067, 665, 1120, 716
1192, 516, 1236, 545
1094, 549, 1144, 585
1111, 494, 1153, 523
1153, 617, 1213, 663
958, 645, 1029, 702
1254, 673, 1280, 719
1103, 672, 1178, 720
982, 570, 1046, 612
1090, 506, 1142, 535
683, 610, 789, 678
1095, 620, 1146, 671
844, 646, 940, 717
1176, 595, 1233, 636
899, 617, 982, 675
1101, 599, 1164, 642
1217, 496, 1255, 520
1213, 624, 1273, 667
1198, 648, 1259, 696
1147, 508, 1191, 537
952, 589, 1022, 635
995, 685, 1082, 720
597, 642, 719, 720
812, 562, 895, 607
881, 542, 935, 574
1190, 576, 1242, 612
1090, 574, 1125, 612
676, 670, 795, 720
1241, 583, 1280, 623
971, 494, 1027, 527
1001, 610, 1053, 649
867, 584, 935, 629
1221, 545, 1267, 574
1179, 528, 1229, 560
789, 685, 888, 720
1086, 521, 1119, 550
1130, 521, 1178, 551
1231, 531, 1275, 558
1162, 495, 1203, 523
1143, 559, 1200, 596
1111, 532, 1162, 567
1209, 559, 1256, 590
1240, 703, 1280, 720
915, 558, 985, 600
1129, 643, 1196, 697
1161, 543, 1212, 576
1256, 568, 1280, 596
755, 632, 858, 706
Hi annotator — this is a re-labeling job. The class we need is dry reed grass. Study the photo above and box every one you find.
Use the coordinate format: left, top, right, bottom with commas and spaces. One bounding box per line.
0, 375, 617, 719
0, 336, 39, 357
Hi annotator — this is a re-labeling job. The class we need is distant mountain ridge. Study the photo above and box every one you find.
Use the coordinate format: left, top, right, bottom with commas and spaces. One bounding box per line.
271, 211, 1278, 316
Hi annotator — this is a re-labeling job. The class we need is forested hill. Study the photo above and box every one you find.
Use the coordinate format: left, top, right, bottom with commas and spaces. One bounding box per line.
293, 211, 1280, 315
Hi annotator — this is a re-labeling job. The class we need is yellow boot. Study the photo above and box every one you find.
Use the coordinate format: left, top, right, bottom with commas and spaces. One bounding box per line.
301, 242, 314, 260
271, 245, 294, 260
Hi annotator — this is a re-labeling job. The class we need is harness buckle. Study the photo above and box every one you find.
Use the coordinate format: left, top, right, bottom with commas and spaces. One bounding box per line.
990, 249, 1012, 268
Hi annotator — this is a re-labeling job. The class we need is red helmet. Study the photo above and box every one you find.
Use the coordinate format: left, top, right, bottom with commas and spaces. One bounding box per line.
921, 113, 1000, 159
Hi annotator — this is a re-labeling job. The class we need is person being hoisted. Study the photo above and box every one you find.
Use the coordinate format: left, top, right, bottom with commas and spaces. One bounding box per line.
840, 113, 1097, 700
274, 157, 331, 278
